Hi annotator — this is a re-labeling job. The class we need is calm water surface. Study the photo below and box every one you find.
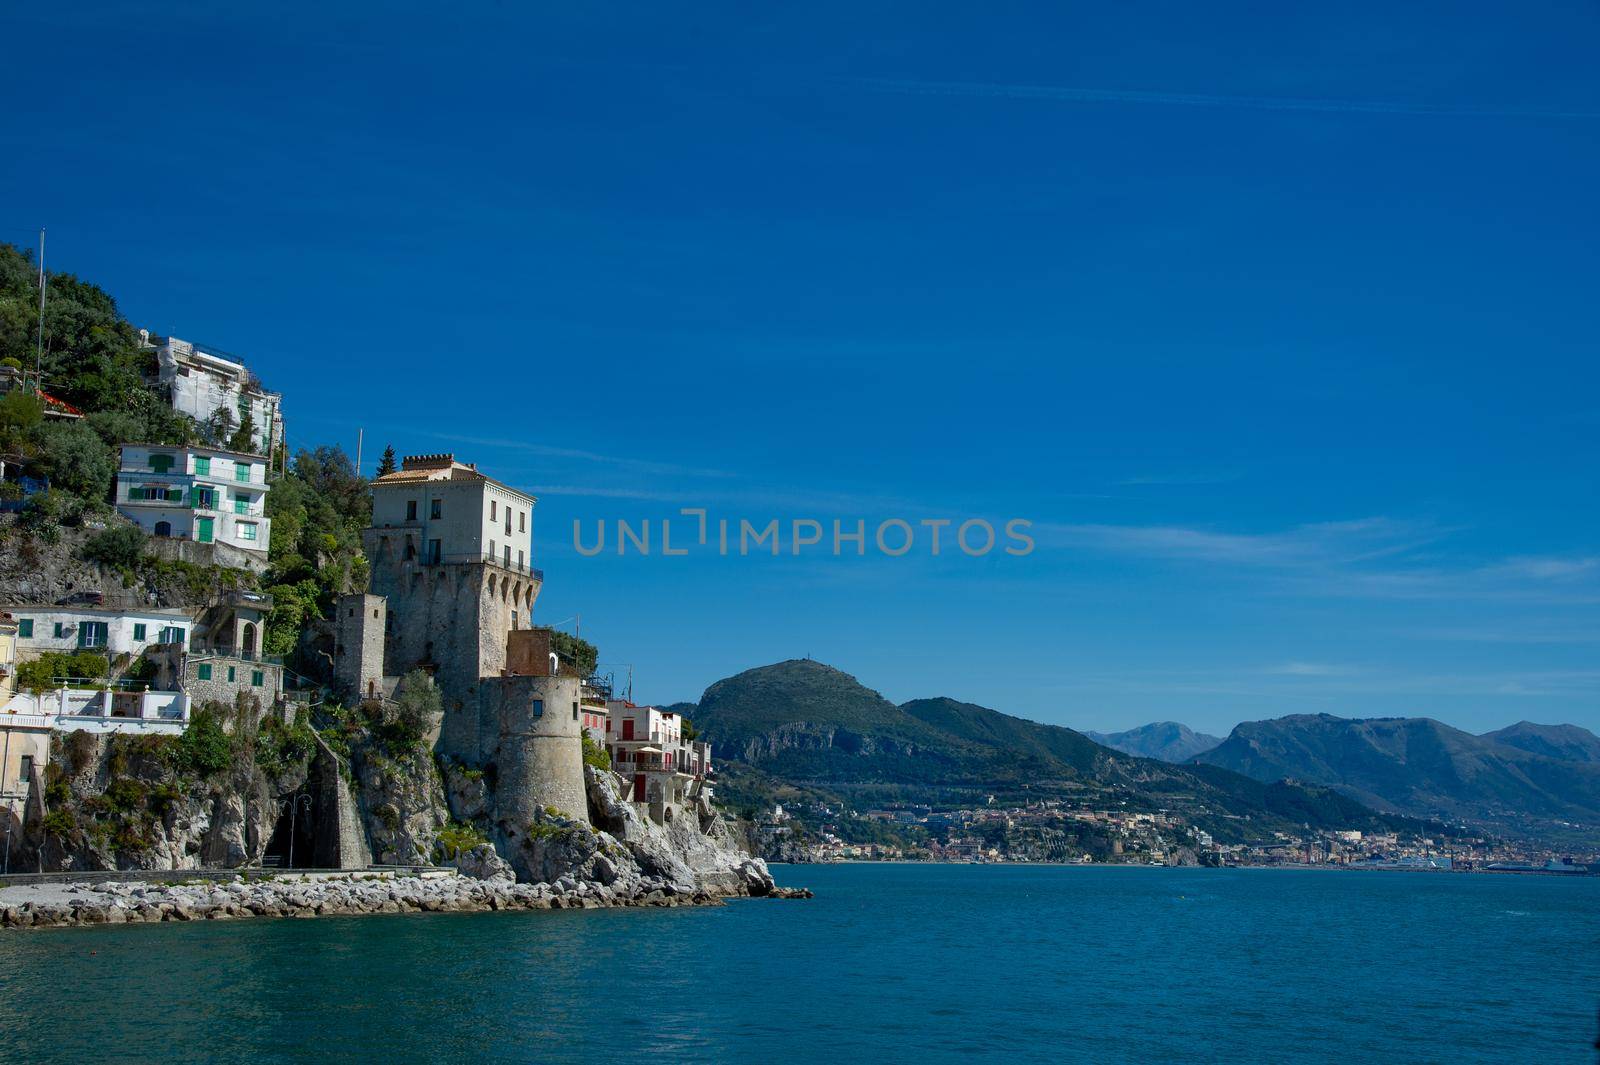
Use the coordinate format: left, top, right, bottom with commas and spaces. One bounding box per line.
1, 865, 1596, 1064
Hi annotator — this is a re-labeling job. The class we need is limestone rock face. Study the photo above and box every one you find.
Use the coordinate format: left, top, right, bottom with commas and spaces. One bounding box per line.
450, 843, 515, 883
354, 745, 448, 865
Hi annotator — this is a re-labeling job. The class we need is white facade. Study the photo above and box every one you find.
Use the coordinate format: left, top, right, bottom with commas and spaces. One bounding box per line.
115, 444, 272, 560
10, 605, 194, 660
1, 688, 189, 733
606, 701, 712, 813
153, 336, 284, 456
370, 454, 537, 575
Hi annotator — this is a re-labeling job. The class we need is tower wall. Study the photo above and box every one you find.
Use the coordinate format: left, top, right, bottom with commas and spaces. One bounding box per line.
333, 593, 386, 701
463, 674, 588, 827
363, 529, 542, 707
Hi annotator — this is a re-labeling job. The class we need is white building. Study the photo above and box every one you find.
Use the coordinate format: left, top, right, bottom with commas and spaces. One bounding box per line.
605, 701, 712, 820
370, 453, 537, 576
115, 443, 272, 566
150, 335, 284, 456
9, 604, 193, 660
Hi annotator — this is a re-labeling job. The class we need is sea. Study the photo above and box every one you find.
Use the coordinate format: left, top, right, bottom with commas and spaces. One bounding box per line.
1, 864, 1595, 1064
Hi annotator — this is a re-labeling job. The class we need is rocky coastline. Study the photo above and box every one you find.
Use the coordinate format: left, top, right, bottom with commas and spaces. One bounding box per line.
3, 762, 810, 931
0, 853, 809, 930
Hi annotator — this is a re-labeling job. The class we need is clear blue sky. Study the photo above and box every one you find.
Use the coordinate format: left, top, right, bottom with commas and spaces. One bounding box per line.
6, 2, 1598, 736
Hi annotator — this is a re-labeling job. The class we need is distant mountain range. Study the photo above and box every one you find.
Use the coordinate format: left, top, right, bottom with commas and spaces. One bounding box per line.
687, 660, 1445, 843
1087, 722, 1222, 763
1194, 714, 1600, 842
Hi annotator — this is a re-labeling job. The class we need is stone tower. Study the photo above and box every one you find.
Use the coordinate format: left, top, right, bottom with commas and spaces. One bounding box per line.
362, 454, 542, 707
333, 593, 387, 701
355, 454, 588, 824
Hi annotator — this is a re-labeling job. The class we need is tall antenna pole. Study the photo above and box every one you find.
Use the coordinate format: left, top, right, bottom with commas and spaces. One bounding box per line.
34, 228, 46, 381
355, 427, 364, 475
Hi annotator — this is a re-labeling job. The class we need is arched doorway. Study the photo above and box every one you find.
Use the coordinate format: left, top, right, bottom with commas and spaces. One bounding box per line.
154, 520, 172, 537
240, 622, 257, 660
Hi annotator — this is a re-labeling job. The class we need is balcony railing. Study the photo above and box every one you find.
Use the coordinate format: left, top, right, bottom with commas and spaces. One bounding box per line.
435, 553, 543, 579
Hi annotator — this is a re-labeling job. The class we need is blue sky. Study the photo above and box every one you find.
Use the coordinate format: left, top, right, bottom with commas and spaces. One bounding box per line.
5, 2, 1598, 736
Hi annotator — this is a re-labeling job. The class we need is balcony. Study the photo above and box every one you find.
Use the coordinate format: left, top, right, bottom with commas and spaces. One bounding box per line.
437, 552, 544, 580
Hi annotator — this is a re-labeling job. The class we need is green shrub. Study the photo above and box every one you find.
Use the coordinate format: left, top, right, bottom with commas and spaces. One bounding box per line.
16, 650, 111, 691
81, 523, 147, 570
171, 707, 232, 778
436, 820, 488, 859
41, 809, 76, 837
581, 733, 611, 770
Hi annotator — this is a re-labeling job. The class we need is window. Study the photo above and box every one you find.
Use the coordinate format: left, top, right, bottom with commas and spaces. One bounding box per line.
198, 663, 213, 681
53, 622, 64, 638
159, 626, 185, 645
490, 500, 497, 521
519, 511, 526, 532
430, 498, 442, 519
165, 488, 183, 503
19, 754, 33, 783
511, 610, 518, 630
251, 670, 264, 687
406, 500, 418, 521
234, 494, 249, 515
237, 522, 258, 542
133, 623, 147, 641
504, 545, 510, 566
489, 539, 496, 559
192, 487, 216, 509
149, 453, 175, 473
517, 549, 524, 569
194, 456, 210, 477
572, 701, 579, 721
427, 539, 441, 564
235, 462, 252, 483
227, 666, 236, 682
531, 698, 544, 718
504, 511, 511, 535
17, 618, 32, 638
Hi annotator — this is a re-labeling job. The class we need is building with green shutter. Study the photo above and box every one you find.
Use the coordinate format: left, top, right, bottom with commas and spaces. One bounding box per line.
114, 444, 273, 570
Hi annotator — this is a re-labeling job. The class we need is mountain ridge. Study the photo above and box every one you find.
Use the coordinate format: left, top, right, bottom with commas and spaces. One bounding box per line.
689, 660, 1447, 843
1194, 712, 1600, 841
1087, 721, 1223, 763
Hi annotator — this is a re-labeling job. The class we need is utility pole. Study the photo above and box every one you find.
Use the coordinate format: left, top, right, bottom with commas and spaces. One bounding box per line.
355, 428, 363, 476
35, 228, 46, 382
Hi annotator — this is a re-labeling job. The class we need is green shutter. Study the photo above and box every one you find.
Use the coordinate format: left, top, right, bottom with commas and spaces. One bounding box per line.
194, 456, 210, 476
197, 664, 212, 681
18, 619, 32, 638
133, 624, 146, 641
228, 666, 236, 682
251, 670, 264, 687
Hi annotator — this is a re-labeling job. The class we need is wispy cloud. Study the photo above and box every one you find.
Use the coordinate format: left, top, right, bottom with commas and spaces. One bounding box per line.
1403, 625, 1600, 646
409, 431, 737, 481
1035, 516, 1440, 567
1048, 667, 1600, 701
844, 77, 1600, 120
1267, 662, 1352, 677
1118, 471, 1243, 487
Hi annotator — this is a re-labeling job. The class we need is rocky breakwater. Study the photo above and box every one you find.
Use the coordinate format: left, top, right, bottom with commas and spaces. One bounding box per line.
2, 848, 807, 930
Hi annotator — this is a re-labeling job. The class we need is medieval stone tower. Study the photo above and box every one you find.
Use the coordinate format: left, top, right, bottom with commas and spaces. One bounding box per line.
333, 453, 589, 824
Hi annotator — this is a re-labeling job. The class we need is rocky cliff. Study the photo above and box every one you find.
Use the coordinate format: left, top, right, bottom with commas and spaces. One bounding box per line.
19, 701, 781, 905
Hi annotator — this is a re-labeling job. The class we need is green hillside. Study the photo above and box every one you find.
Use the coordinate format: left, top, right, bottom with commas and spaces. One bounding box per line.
693, 660, 1444, 842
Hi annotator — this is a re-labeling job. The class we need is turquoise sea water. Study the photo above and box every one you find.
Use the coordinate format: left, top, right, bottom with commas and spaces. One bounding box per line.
1, 865, 1596, 1064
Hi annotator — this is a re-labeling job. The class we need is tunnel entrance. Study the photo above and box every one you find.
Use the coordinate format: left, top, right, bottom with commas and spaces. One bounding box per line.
263, 793, 320, 869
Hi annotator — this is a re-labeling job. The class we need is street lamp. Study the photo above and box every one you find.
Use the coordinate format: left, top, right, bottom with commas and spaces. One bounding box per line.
276, 793, 313, 869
